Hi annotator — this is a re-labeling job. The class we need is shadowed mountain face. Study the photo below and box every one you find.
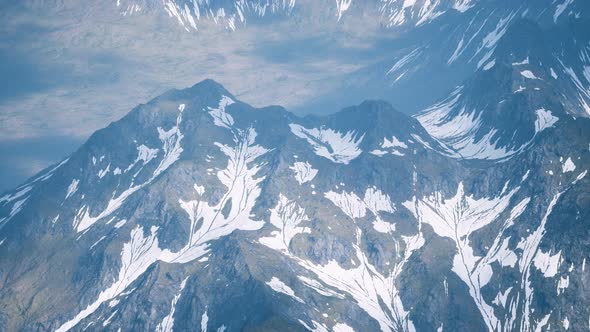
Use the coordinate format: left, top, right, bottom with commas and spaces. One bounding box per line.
416, 18, 590, 161
1, 1, 590, 331
0, 77, 588, 331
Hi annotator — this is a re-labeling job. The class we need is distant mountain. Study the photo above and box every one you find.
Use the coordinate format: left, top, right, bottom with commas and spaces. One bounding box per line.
113, 0, 587, 31
8, 0, 590, 118
106, 0, 588, 114
416, 18, 590, 161
0, 78, 588, 331
376, 0, 590, 112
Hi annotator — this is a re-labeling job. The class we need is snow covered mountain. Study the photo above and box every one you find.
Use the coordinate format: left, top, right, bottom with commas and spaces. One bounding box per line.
0, 79, 589, 331
1, 1, 590, 330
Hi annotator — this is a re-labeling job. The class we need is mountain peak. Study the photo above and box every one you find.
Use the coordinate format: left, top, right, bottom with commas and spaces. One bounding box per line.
184, 78, 234, 99
188, 78, 230, 94
155, 79, 234, 105
334, 99, 407, 120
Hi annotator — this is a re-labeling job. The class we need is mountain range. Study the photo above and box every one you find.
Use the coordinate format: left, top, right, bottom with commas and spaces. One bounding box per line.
0, 76, 589, 331
1, 0, 590, 331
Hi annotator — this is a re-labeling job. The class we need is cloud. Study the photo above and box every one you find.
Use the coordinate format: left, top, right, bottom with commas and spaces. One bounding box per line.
0, 1, 418, 192
0, 1, 400, 142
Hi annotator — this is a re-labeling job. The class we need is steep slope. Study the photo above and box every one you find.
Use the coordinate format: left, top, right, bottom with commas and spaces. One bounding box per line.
416, 19, 590, 161
376, 0, 590, 112
0, 80, 589, 331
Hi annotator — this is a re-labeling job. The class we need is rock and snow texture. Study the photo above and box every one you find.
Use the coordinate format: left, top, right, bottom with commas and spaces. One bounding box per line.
0, 158, 67, 228
114, 0, 582, 35
402, 177, 588, 332
404, 183, 524, 331
375, 0, 474, 27
325, 187, 396, 234
116, 0, 473, 32
259, 188, 420, 332
72, 104, 187, 233
2, 79, 590, 331
259, 194, 310, 252
295, 224, 422, 332
289, 124, 364, 164
167, 127, 270, 264
416, 58, 571, 161
416, 88, 520, 160
57, 124, 271, 331
554, 0, 575, 22
156, 278, 188, 332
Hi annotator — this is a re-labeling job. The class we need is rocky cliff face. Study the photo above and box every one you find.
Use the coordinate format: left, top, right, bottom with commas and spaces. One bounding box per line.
0, 76, 588, 331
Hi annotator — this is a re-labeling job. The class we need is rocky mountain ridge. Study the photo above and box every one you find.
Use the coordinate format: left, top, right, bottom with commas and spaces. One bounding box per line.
0, 77, 588, 331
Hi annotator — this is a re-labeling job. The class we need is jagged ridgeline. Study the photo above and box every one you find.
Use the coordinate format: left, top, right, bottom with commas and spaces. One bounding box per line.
0, 78, 588, 331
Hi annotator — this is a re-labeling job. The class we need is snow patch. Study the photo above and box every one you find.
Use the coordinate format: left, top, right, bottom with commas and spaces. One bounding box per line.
125, 144, 159, 172
289, 124, 364, 164
512, 57, 529, 66
98, 163, 111, 179
65, 179, 79, 200
208, 95, 235, 129
259, 194, 310, 253
372, 136, 408, 157
534, 109, 559, 133
333, 323, 355, 332
335, 0, 352, 21
557, 275, 569, 295
533, 250, 562, 277
562, 158, 576, 173
520, 70, 541, 80
325, 187, 395, 230
266, 277, 303, 303
483, 59, 496, 71
290, 161, 318, 184
201, 309, 208, 332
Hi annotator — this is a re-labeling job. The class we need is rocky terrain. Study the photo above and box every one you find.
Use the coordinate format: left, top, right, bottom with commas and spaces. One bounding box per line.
0, 76, 588, 331
1, 1, 590, 331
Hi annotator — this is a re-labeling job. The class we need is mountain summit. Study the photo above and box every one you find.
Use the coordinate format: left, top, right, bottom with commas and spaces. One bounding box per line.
0, 80, 589, 331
